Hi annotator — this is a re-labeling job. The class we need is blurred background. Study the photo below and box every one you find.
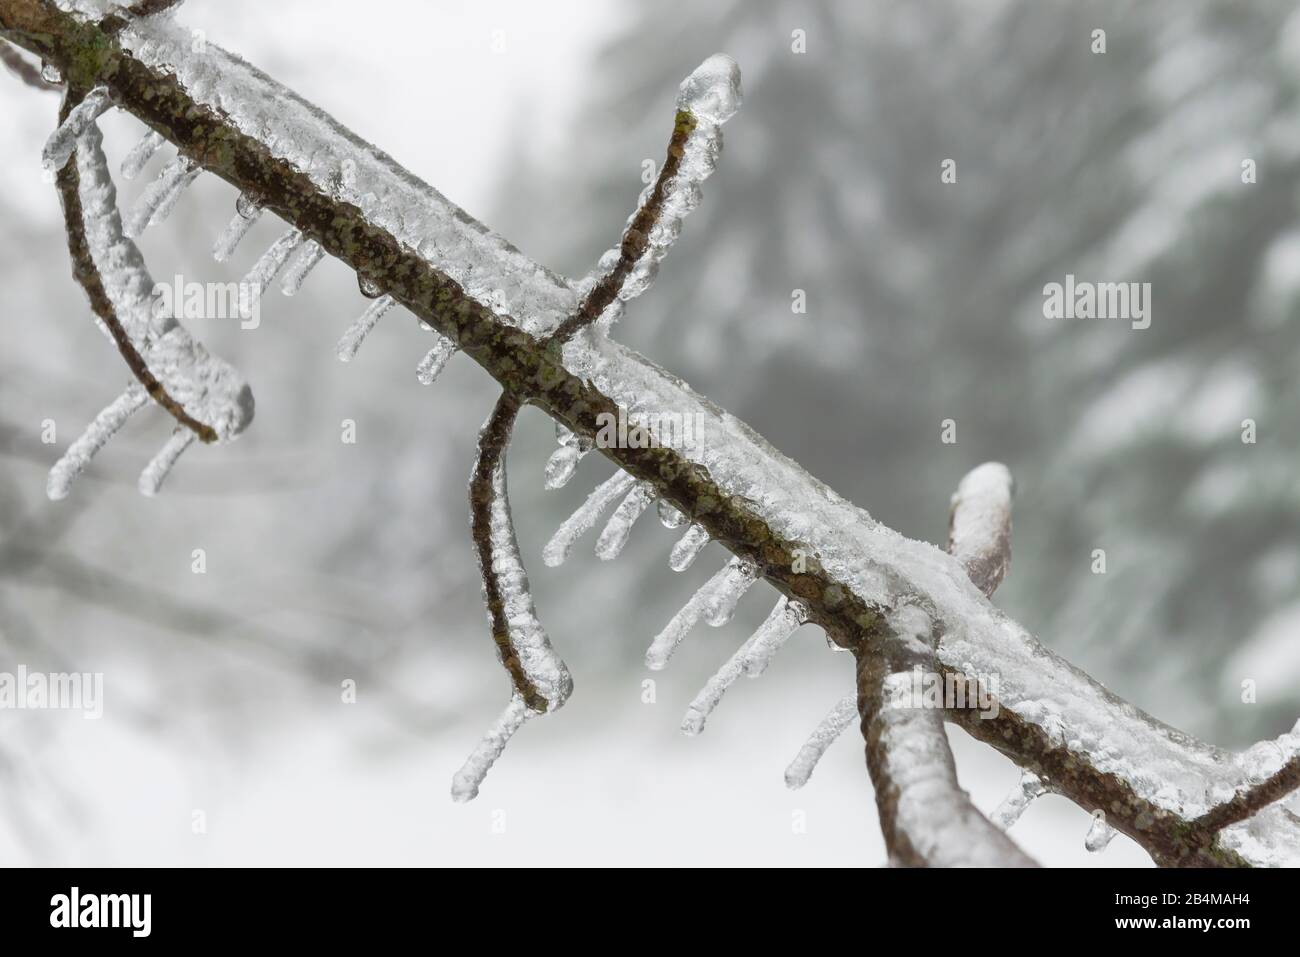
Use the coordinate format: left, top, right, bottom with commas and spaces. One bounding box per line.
1, 0, 1298, 866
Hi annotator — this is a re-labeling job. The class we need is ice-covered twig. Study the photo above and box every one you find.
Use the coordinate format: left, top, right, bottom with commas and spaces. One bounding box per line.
548, 54, 742, 344
47, 384, 147, 500
450, 695, 532, 804
990, 770, 1047, 830
416, 335, 458, 386
851, 466, 1037, 866
241, 227, 302, 310
468, 393, 572, 714
137, 428, 194, 496
947, 462, 1013, 596
52, 94, 221, 448
857, 605, 1039, 867
680, 630, 757, 736
784, 695, 857, 790
42, 84, 110, 171
455, 393, 572, 798
10, 3, 1298, 864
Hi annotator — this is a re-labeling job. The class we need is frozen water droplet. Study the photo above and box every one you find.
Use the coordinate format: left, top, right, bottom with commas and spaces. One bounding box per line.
1084, 815, 1117, 853
41, 61, 62, 84
676, 53, 743, 125
235, 192, 259, 219
358, 274, 384, 299
657, 499, 687, 529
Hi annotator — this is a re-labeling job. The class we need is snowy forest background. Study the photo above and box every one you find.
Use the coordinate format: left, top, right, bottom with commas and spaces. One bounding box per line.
2, 0, 1298, 866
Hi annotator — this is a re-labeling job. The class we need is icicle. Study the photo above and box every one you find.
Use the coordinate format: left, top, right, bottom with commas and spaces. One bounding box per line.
644, 558, 742, 670
40, 61, 62, 85
702, 558, 757, 626
416, 335, 458, 385
241, 228, 302, 311
42, 86, 111, 172
681, 632, 759, 736
990, 770, 1046, 830
542, 471, 636, 567
1084, 815, 1118, 852
120, 129, 165, 180
47, 385, 147, 500
123, 156, 199, 238
336, 294, 395, 362
450, 696, 532, 803
784, 696, 858, 790
741, 597, 808, 676
669, 523, 710, 571
138, 428, 196, 497
544, 426, 594, 490
657, 499, 687, 529
213, 195, 262, 262
594, 481, 656, 561
280, 240, 324, 295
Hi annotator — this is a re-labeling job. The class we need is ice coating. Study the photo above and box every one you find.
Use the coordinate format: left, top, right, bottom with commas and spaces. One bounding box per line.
479, 449, 572, 710
1084, 815, 1118, 852
784, 695, 858, 790
741, 597, 808, 677
668, 523, 710, 571
415, 336, 458, 385
42, 85, 111, 172
657, 499, 687, 529
701, 558, 757, 626
948, 461, 1014, 596
123, 155, 199, 237
281, 239, 324, 295
112, 10, 578, 336
48, 385, 147, 500
644, 559, 745, 670
451, 695, 532, 803
681, 629, 758, 736
336, 294, 395, 362
676, 53, 744, 125
595, 481, 656, 560
543, 471, 636, 567
120, 128, 164, 180
990, 770, 1047, 830
242, 228, 303, 309
138, 428, 195, 496
558, 332, 1294, 861
212, 200, 261, 262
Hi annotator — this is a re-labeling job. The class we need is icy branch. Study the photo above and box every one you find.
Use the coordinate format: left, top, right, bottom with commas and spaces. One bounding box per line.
6, 0, 1298, 865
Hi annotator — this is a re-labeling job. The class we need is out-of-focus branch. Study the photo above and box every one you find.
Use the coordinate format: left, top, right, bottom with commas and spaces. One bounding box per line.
0, 36, 52, 89
855, 462, 1036, 867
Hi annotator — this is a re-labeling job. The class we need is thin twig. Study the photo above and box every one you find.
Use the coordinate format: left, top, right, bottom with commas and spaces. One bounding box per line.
548, 110, 696, 344
53, 88, 217, 443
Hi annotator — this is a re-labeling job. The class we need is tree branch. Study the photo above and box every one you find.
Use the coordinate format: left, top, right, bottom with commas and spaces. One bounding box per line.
855, 463, 1036, 867
3, 0, 1297, 865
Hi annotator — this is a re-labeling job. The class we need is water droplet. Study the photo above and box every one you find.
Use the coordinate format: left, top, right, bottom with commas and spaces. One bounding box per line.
40, 61, 62, 84
358, 275, 383, 299
235, 192, 259, 219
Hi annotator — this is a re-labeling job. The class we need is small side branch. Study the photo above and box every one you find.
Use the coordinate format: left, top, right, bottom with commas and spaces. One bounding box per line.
856, 462, 1036, 866
53, 89, 216, 443
549, 111, 695, 344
